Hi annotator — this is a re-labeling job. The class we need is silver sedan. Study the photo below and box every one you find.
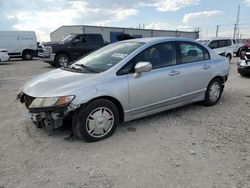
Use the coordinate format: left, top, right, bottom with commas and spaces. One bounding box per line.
17, 37, 230, 141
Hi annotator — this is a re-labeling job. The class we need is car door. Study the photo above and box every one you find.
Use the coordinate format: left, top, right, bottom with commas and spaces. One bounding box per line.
70, 35, 89, 60
225, 39, 234, 55
85, 35, 104, 53
126, 42, 184, 115
177, 42, 212, 100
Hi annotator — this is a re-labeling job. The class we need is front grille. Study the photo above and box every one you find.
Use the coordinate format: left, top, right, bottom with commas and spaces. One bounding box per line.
23, 94, 35, 108
37, 46, 44, 53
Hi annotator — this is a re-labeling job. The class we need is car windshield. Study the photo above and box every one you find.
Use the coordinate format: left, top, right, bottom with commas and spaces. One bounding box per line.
196, 40, 209, 45
61, 34, 76, 43
70, 42, 144, 73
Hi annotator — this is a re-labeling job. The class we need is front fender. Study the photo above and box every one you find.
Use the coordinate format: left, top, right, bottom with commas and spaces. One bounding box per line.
71, 75, 129, 112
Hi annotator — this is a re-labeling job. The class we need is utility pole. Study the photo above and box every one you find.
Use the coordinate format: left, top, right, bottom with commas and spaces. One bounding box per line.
233, 4, 240, 39
216, 25, 220, 37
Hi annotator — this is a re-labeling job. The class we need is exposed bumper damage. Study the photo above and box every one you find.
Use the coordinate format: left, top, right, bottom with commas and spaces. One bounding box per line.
17, 92, 77, 129
237, 60, 250, 75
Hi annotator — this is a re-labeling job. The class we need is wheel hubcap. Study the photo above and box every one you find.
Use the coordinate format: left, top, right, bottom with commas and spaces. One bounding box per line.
86, 107, 114, 138
209, 82, 221, 102
58, 57, 68, 66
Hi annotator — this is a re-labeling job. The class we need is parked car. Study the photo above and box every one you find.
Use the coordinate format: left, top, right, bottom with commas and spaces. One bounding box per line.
0, 49, 10, 63
196, 37, 233, 62
238, 44, 250, 76
233, 39, 244, 56
0, 31, 37, 60
238, 39, 250, 58
38, 33, 105, 67
17, 37, 230, 142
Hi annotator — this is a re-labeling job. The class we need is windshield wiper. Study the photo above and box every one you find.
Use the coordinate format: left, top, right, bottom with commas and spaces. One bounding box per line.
74, 64, 100, 73
61, 66, 83, 72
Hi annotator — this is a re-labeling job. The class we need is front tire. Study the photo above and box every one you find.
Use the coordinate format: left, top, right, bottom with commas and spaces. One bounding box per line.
73, 99, 119, 142
203, 78, 223, 106
55, 54, 70, 67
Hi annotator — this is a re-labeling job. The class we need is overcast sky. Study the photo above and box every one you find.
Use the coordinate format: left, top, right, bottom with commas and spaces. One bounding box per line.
0, 0, 250, 41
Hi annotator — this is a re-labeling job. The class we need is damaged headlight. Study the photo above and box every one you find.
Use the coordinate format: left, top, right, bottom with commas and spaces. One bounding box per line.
238, 60, 248, 68
29, 95, 74, 108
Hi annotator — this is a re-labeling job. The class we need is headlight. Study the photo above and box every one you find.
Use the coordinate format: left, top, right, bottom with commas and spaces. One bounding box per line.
44, 46, 53, 53
239, 60, 247, 67
29, 95, 74, 108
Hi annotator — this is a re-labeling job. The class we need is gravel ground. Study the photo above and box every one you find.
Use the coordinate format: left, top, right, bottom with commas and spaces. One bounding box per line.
0, 58, 249, 188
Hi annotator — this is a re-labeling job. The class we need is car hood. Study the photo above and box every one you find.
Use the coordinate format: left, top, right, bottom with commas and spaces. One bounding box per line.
22, 69, 99, 97
42, 41, 60, 46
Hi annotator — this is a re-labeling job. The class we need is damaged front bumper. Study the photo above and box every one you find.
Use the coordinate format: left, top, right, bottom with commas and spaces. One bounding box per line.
17, 92, 78, 129
238, 60, 250, 75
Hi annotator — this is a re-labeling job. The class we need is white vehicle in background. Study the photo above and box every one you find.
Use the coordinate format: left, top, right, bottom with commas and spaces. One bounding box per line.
0, 31, 38, 60
0, 49, 10, 63
196, 37, 233, 62
233, 39, 244, 56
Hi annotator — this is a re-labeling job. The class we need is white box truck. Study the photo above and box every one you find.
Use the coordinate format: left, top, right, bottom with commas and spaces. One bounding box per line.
0, 31, 38, 60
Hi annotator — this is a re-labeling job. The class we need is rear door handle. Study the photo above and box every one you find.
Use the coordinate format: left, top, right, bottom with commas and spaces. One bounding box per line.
202, 65, 211, 70
168, 70, 180, 76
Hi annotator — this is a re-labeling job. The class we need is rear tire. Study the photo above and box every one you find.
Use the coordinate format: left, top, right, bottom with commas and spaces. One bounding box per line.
73, 99, 119, 142
22, 51, 33, 60
55, 54, 70, 67
203, 78, 223, 106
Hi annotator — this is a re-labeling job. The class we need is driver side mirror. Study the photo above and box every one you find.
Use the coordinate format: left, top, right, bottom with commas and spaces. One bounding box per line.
133, 62, 152, 78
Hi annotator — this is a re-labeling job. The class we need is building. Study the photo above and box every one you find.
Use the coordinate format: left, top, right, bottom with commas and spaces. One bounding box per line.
50, 25, 199, 42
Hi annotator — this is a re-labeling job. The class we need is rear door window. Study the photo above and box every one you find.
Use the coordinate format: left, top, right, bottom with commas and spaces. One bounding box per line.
218, 40, 232, 48
179, 42, 210, 64
88, 35, 104, 46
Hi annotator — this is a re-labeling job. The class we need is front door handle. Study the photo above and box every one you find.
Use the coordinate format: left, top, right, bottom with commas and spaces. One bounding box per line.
168, 70, 180, 76
202, 64, 211, 70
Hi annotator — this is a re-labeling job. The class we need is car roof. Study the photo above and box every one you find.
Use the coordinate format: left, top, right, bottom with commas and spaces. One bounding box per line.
121, 37, 196, 44
197, 37, 233, 41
